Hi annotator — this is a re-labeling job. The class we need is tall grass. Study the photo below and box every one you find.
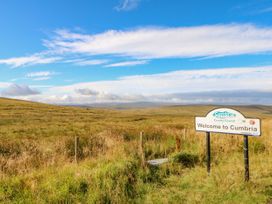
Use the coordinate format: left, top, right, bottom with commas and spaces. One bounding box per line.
0, 98, 272, 203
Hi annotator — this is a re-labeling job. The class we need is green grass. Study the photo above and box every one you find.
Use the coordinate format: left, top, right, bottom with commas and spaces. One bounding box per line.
0, 97, 272, 203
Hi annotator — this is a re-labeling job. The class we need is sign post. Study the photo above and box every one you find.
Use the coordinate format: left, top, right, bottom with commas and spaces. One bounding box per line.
206, 132, 211, 174
195, 108, 261, 181
244, 135, 249, 181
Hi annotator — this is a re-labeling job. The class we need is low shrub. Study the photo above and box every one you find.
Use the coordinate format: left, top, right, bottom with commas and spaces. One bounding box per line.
172, 152, 199, 167
253, 141, 266, 153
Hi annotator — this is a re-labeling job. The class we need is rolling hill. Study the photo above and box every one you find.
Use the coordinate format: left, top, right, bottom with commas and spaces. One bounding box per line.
0, 97, 272, 203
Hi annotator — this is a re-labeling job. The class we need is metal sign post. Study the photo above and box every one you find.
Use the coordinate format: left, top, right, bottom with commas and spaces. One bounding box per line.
206, 132, 211, 175
195, 108, 261, 182
244, 135, 249, 181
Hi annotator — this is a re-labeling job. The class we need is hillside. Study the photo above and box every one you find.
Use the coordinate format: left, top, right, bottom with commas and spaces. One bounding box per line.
0, 98, 272, 203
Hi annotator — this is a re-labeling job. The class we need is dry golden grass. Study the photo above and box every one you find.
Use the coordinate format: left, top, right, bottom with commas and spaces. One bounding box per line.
0, 97, 271, 203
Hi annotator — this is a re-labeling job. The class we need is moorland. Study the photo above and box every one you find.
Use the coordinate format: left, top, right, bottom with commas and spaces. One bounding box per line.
0, 97, 272, 203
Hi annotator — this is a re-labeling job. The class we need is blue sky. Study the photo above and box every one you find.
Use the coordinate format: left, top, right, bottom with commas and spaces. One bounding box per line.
0, 0, 272, 104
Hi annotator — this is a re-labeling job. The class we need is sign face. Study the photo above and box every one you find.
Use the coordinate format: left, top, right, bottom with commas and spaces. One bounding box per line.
195, 108, 261, 136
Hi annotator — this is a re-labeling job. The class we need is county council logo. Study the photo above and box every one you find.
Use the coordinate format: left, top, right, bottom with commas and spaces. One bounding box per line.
213, 111, 236, 119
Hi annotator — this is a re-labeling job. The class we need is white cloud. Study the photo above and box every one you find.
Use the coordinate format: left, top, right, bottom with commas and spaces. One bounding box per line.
0, 54, 60, 68
26, 71, 58, 81
3, 24, 272, 68
1, 84, 40, 96
75, 88, 99, 96
74, 59, 108, 66
32, 77, 51, 81
31, 85, 53, 88
45, 24, 272, 59
75, 88, 123, 101
26, 71, 56, 78
115, 0, 141, 11
51, 66, 272, 95
105, 60, 148, 67
17, 65, 272, 105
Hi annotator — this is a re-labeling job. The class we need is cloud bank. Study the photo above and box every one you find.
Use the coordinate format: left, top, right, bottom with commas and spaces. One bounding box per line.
1, 84, 40, 96
9, 66, 272, 105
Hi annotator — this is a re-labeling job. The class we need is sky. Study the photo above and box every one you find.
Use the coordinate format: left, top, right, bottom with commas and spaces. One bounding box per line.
0, 0, 272, 105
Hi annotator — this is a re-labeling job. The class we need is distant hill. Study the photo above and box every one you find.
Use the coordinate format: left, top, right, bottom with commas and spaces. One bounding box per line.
1, 97, 272, 203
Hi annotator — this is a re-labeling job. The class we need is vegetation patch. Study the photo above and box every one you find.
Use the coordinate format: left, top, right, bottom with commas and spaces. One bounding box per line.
0, 98, 272, 203
172, 152, 199, 167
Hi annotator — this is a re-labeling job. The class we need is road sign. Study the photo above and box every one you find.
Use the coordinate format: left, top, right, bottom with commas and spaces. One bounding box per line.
195, 108, 261, 182
195, 108, 261, 136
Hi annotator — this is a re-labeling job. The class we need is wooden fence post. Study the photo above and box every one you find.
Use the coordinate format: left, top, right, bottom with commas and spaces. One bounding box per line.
139, 131, 145, 167
183, 128, 186, 140
75, 136, 79, 164
175, 135, 181, 152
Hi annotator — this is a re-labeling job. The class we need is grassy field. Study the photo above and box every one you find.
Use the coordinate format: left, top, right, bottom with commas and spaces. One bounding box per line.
0, 97, 272, 203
